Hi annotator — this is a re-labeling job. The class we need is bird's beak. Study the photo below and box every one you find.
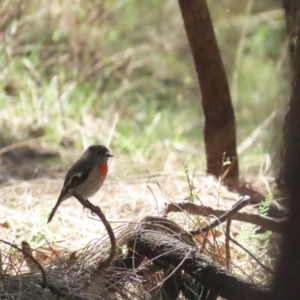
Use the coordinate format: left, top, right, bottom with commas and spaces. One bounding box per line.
108, 154, 114, 157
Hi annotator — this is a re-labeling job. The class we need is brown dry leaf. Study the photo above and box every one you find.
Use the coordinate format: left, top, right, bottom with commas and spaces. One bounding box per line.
21, 241, 38, 271
35, 246, 67, 264
206, 228, 223, 238
193, 219, 223, 243
194, 230, 222, 243
0, 220, 9, 228
214, 241, 227, 266
194, 234, 205, 244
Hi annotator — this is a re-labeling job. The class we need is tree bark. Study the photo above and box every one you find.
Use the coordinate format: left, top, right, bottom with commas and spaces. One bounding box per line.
128, 230, 270, 300
178, 0, 239, 178
283, 0, 297, 62
272, 1, 300, 299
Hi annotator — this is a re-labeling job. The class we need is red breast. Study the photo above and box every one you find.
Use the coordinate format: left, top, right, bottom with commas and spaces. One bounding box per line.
99, 164, 108, 177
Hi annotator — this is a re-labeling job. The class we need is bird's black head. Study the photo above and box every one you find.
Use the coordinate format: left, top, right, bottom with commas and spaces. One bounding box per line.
86, 145, 113, 157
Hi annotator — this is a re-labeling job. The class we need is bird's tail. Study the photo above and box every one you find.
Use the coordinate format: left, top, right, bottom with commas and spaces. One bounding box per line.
47, 193, 66, 223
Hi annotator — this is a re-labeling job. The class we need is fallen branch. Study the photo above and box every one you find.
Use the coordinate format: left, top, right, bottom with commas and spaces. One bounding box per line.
128, 230, 271, 300
195, 196, 250, 234
163, 201, 284, 234
69, 189, 116, 273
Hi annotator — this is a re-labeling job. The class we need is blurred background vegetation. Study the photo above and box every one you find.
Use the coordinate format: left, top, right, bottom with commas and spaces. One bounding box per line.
0, 0, 288, 178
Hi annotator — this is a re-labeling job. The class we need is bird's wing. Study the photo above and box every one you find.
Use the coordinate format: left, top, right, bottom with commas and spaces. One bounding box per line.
63, 162, 94, 192
47, 162, 95, 223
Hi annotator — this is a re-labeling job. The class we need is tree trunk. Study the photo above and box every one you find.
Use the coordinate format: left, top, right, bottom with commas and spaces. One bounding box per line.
178, 0, 239, 179
272, 2, 300, 299
283, 0, 297, 61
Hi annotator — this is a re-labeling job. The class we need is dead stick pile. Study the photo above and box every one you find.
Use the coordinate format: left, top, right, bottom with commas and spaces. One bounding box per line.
0, 194, 277, 299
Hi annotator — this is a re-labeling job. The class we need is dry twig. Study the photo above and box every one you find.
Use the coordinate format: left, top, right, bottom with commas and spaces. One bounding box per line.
225, 219, 232, 270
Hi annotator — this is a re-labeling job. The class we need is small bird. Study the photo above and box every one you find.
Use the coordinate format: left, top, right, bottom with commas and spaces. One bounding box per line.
47, 145, 113, 223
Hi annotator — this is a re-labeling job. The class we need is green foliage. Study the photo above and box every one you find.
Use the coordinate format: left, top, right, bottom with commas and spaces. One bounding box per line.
258, 193, 273, 215
237, 193, 274, 261
0, 0, 288, 171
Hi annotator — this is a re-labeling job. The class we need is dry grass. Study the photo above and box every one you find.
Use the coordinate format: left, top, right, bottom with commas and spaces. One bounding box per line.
0, 160, 274, 254
0, 170, 275, 299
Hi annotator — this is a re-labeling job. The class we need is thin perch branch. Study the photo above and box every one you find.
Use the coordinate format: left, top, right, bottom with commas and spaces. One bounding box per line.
69, 189, 116, 273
